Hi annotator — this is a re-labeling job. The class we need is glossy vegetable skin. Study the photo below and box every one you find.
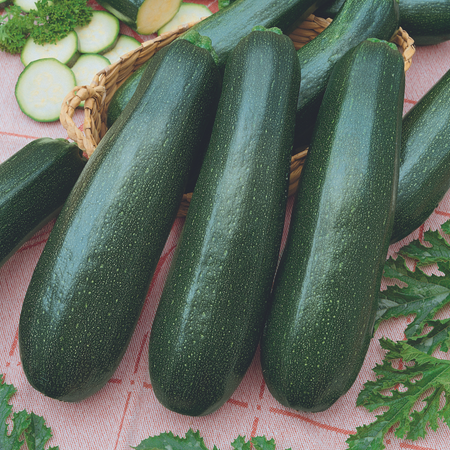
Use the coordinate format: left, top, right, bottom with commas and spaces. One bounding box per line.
0, 137, 86, 268
18, 38, 221, 402
148, 28, 301, 417
261, 39, 405, 413
391, 67, 450, 243
399, 0, 450, 46
293, 0, 399, 148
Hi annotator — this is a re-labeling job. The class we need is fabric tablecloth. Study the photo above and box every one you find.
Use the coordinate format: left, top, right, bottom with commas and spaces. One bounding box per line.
1, 1, 450, 449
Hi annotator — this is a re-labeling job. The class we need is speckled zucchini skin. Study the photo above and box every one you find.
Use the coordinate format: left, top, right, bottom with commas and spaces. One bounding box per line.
0, 138, 86, 268
148, 30, 301, 417
260, 39, 405, 413
314, 0, 345, 19
293, 0, 399, 149
18, 39, 221, 402
391, 67, 450, 244
399, 0, 450, 46
182, 0, 327, 72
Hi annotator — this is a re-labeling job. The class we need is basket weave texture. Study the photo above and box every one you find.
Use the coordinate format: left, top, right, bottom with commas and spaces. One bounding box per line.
60, 15, 415, 217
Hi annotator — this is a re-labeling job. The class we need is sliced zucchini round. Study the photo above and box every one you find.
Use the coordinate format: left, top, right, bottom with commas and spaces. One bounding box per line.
20, 31, 79, 67
13, 0, 37, 12
15, 58, 76, 122
71, 53, 111, 108
74, 10, 120, 54
102, 35, 141, 64
158, 2, 212, 35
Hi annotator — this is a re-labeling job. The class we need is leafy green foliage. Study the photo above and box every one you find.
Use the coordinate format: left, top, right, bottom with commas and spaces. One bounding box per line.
348, 219, 450, 449
0, 0, 92, 54
0, 376, 59, 450
134, 429, 289, 450
398, 227, 450, 266
347, 339, 450, 450
376, 256, 450, 345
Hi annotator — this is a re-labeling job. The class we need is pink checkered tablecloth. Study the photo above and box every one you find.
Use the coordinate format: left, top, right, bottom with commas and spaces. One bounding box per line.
1, 1, 450, 449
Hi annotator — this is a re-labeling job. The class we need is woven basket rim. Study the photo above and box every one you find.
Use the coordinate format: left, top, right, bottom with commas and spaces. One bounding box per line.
59, 15, 416, 216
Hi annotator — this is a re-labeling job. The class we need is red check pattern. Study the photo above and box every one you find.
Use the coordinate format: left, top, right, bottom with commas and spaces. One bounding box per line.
1, 2, 450, 449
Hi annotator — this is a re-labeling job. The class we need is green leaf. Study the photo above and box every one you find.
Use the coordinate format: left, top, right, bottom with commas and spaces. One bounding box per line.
133, 429, 210, 450
231, 436, 250, 450
376, 257, 450, 340
347, 339, 450, 450
398, 228, 450, 266
407, 318, 450, 354
134, 430, 291, 450
24, 413, 59, 450
251, 436, 284, 450
0, 376, 31, 450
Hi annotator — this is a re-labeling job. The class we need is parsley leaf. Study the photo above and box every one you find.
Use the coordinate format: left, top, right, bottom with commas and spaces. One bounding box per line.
0, 0, 92, 54
29, 0, 92, 46
347, 338, 450, 450
0, 5, 32, 54
0, 375, 59, 450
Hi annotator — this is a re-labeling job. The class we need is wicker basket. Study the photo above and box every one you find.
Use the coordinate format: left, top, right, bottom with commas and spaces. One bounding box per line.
60, 15, 415, 217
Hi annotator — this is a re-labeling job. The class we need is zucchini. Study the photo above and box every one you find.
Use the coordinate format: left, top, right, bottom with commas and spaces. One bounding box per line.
71, 53, 111, 108
260, 38, 405, 413
15, 58, 76, 122
20, 31, 79, 67
18, 36, 221, 402
148, 27, 301, 417
315, 0, 345, 18
96, 0, 182, 35
182, 0, 328, 73
0, 138, 86, 269
391, 67, 450, 244
293, 0, 400, 148
106, 0, 328, 116
102, 34, 141, 64
399, 0, 450, 46
74, 10, 120, 54
106, 62, 146, 129
157, 2, 212, 35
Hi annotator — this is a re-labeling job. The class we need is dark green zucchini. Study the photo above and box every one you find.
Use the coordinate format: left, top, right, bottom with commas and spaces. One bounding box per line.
260, 38, 405, 413
399, 0, 450, 46
148, 28, 301, 417
0, 137, 86, 268
106, 0, 327, 127
95, 0, 182, 34
293, 0, 399, 149
391, 67, 450, 244
18, 36, 221, 402
315, 0, 345, 18
183, 0, 326, 73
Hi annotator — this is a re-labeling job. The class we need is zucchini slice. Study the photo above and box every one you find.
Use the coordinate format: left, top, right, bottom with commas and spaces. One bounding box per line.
15, 58, 76, 122
71, 53, 111, 86
102, 34, 141, 64
13, 0, 37, 11
20, 31, 79, 67
74, 10, 120, 54
97, 0, 183, 35
157, 2, 212, 35
72, 53, 111, 108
